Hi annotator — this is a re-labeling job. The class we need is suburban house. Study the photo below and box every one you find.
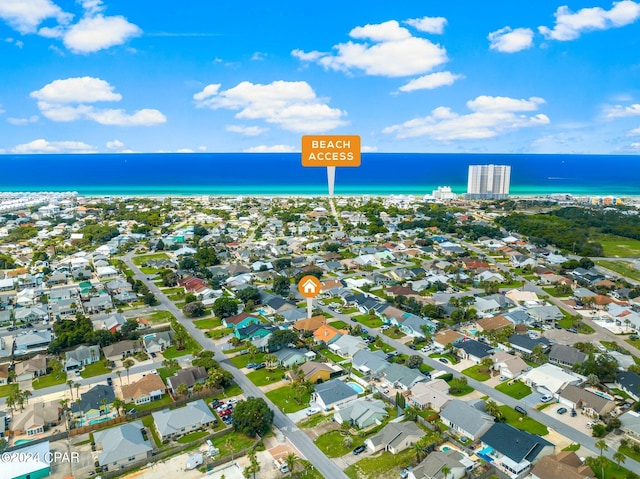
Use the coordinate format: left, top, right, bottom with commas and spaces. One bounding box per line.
522, 363, 584, 395
529, 451, 595, 479
152, 399, 217, 442
273, 347, 308, 368
1, 441, 51, 479
508, 334, 551, 355
235, 323, 274, 341
475, 315, 512, 333
352, 349, 390, 378
548, 344, 587, 368
14, 330, 52, 355
558, 384, 616, 418
70, 384, 116, 423
365, 421, 424, 454
121, 374, 166, 405
527, 305, 564, 323
102, 340, 137, 362
222, 312, 260, 331
615, 371, 640, 401
619, 410, 640, 443
93, 313, 128, 334
94, 420, 153, 471
408, 450, 470, 479
143, 331, 173, 354
15, 354, 48, 381
455, 339, 494, 363
491, 351, 529, 379
285, 361, 338, 384
408, 379, 450, 411
334, 398, 388, 429
313, 323, 346, 345
64, 344, 101, 371
382, 363, 429, 391
328, 334, 367, 358
432, 329, 465, 350
439, 400, 494, 441
11, 401, 61, 438
293, 315, 327, 333
312, 379, 358, 411
166, 366, 208, 395
479, 423, 555, 477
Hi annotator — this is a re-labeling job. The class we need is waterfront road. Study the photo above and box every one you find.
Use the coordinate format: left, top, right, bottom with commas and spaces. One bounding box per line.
123, 253, 350, 479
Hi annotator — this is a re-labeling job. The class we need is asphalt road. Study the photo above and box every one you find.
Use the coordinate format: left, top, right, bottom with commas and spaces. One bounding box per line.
123, 253, 351, 479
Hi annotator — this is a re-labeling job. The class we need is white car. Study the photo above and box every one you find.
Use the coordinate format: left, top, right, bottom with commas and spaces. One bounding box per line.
421, 346, 431, 353
380, 325, 390, 331
306, 407, 320, 416
597, 344, 607, 352
540, 395, 553, 403
150, 369, 158, 375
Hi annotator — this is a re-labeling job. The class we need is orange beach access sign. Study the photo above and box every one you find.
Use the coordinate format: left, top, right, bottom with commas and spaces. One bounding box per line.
301, 135, 361, 167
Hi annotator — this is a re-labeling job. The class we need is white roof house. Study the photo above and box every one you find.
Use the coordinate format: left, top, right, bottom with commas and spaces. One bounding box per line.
521, 363, 584, 394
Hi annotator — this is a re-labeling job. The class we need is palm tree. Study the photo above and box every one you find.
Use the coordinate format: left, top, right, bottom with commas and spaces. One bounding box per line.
176, 383, 188, 397
192, 382, 204, 395
22, 389, 32, 405
74, 382, 81, 400
284, 453, 298, 477
100, 397, 108, 414
595, 439, 609, 457
265, 354, 278, 369
58, 398, 70, 433
112, 397, 125, 417
123, 359, 134, 384
441, 465, 451, 479
343, 435, 352, 448
613, 449, 626, 469
116, 369, 122, 387
67, 379, 74, 399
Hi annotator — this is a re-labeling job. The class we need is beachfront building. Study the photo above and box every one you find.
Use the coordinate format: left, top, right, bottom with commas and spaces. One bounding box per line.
466, 164, 511, 199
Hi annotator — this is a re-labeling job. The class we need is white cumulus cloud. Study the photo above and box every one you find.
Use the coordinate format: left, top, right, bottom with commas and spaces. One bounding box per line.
63, 14, 141, 53
244, 144, 296, 153
292, 19, 448, 77
12, 138, 96, 153
398, 71, 463, 93
106, 139, 125, 150
193, 80, 347, 133
0, 0, 71, 34
488, 27, 534, 53
404, 16, 448, 34
539, 1, 640, 41
31, 76, 166, 126
628, 126, 640, 135
225, 125, 268, 136
382, 95, 550, 140
7, 115, 38, 125
603, 103, 640, 118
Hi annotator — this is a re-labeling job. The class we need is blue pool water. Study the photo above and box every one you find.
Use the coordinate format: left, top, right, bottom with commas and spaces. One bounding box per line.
478, 446, 494, 463
347, 382, 365, 394
14, 439, 34, 446
257, 309, 268, 315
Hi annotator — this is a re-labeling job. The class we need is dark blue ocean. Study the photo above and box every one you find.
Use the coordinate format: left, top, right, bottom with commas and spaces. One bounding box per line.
1, 153, 638, 197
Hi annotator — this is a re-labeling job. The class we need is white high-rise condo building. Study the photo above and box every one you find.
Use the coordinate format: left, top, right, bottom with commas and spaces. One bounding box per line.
466, 164, 511, 199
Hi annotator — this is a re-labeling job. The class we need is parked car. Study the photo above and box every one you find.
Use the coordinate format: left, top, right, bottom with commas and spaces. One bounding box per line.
353, 445, 366, 455
75, 370, 81, 377
571, 409, 577, 417
557, 407, 568, 415
540, 395, 553, 403
515, 406, 527, 415
306, 407, 320, 416
400, 466, 413, 479
420, 346, 431, 353
380, 325, 390, 331
438, 358, 449, 364
254, 363, 266, 370
246, 363, 258, 369
106, 377, 113, 386
408, 345, 417, 350
499, 375, 508, 381
150, 352, 157, 358
567, 328, 578, 333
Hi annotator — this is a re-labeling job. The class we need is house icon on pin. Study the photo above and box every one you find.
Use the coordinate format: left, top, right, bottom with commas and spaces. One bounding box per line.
298, 275, 321, 298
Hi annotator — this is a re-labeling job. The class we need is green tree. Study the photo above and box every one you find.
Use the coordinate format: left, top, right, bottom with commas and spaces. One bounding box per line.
614, 449, 626, 469
213, 297, 238, 318
268, 329, 298, 350
284, 452, 298, 477
123, 359, 135, 384
407, 355, 423, 369
272, 275, 291, 296
596, 439, 609, 457
442, 465, 451, 479
183, 301, 206, 318
232, 397, 274, 437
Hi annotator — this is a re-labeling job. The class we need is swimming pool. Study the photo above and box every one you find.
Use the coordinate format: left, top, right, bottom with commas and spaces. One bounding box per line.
13, 439, 34, 446
442, 446, 451, 452
585, 388, 614, 401
347, 382, 365, 394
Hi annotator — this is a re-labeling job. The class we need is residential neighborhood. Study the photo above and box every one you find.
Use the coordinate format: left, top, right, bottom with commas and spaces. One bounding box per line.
1, 192, 640, 479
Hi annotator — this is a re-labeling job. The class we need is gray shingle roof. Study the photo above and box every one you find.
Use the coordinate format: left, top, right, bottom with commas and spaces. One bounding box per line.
440, 400, 494, 438
94, 420, 152, 466
314, 379, 358, 406
152, 399, 216, 439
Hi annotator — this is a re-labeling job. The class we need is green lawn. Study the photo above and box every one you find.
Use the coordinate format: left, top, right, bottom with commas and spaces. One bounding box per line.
594, 234, 640, 257
352, 314, 384, 329
587, 456, 633, 479
230, 353, 266, 369
562, 443, 580, 452
450, 385, 475, 397
205, 327, 233, 339
344, 447, 414, 479
495, 381, 532, 399
162, 333, 202, 358
266, 385, 310, 413
542, 287, 571, 298
319, 348, 345, 363
141, 415, 161, 447
0, 383, 18, 398
419, 363, 434, 373
329, 320, 349, 330
157, 365, 181, 384
497, 405, 548, 435
32, 373, 67, 390
132, 253, 169, 265
210, 431, 255, 457
428, 352, 459, 364
223, 382, 242, 397
462, 365, 491, 381
80, 361, 111, 378
246, 367, 286, 387
596, 260, 640, 281
315, 430, 366, 458
383, 328, 406, 340
142, 310, 176, 324
161, 287, 184, 295
193, 318, 222, 329
124, 394, 174, 412
140, 267, 162, 275
342, 307, 358, 314
297, 413, 332, 429
176, 430, 209, 444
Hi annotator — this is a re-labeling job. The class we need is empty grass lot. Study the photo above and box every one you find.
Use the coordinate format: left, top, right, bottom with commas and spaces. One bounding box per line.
246, 367, 285, 387
498, 405, 548, 435
596, 260, 640, 282
193, 318, 222, 329
344, 448, 414, 479
595, 234, 640, 257
32, 373, 67, 390
462, 365, 491, 381
266, 385, 310, 413
352, 314, 384, 329
315, 430, 366, 458
495, 381, 532, 399
132, 253, 170, 265
230, 353, 266, 369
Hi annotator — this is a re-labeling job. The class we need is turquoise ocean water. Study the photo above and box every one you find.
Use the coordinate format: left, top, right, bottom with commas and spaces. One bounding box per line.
1, 152, 638, 197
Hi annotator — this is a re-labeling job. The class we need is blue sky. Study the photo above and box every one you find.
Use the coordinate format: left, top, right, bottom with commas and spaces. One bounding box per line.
1, 0, 640, 154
